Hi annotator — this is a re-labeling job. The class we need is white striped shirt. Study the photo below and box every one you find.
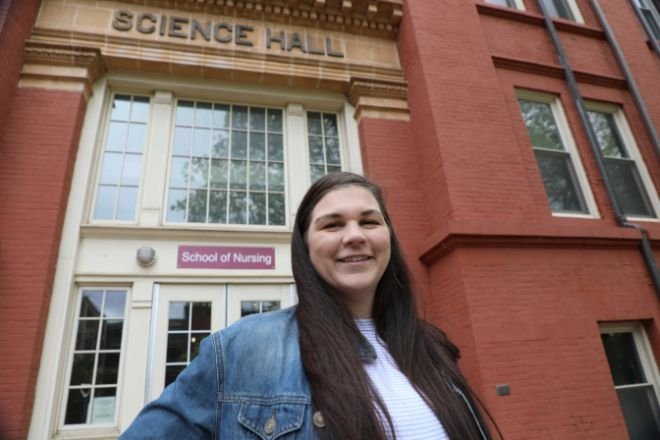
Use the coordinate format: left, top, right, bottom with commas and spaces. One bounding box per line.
356, 319, 450, 440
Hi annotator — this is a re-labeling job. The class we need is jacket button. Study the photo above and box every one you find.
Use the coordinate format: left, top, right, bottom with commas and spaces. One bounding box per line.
313, 411, 325, 428
264, 416, 276, 434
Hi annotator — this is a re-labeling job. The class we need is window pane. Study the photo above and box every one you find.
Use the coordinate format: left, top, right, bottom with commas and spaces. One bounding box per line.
190, 157, 209, 189
309, 136, 324, 163
602, 332, 647, 386
268, 193, 285, 225
167, 334, 188, 363
268, 163, 284, 191
326, 137, 341, 165
228, 191, 247, 224
268, 134, 283, 161
605, 160, 655, 218
587, 111, 627, 158
131, 97, 149, 123
192, 128, 211, 157
99, 152, 122, 185
230, 160, 247, 189
307, 112, 322, 135
111, 96, 131, 121
165, 365, 185, 388
210, 159, 228, 188
126, 123, 146, 153
100, 320, 123, 350
250, 133, 266, 160
262, 301, 281, 313
94, 186, 117, 220
65, 388, 91, 424
170, 157, 190, 188
81, 291, 103, 317
166, 189, 187, 222
249, 192, 266, 224
91, 388, 117, 423
231, 131, 248, 159
249, 162, 266, 190
616, 386, 660, 440
70, 353, 95, 385
75, 321, 99, 350
212, 130, 229, 157
96, 353, 120, 384
191, 303, 211, 331
168, 302, 189, 331
106, 122, 127, 151
535, 151, 587, 213
209, 190, 228, 223
310, 164, 325, 183
250, 107, 266, 130
195, 102, 212, 127
519, 100, 564, 150
187, 189, 208, 223
267, 109, 283, 132
241, 301, 260, 317
323, 114, 338, 137
104, 291, 126, 318
232, 106, 248, 129
190, 333, 209, 358
121, 154, 142, 186
173, 127, 192, 155
176, 101, 194, 126
213, 104, 230, 128
116, 187, 137, 220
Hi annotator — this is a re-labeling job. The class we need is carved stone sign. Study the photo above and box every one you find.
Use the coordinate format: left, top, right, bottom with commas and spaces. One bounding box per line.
112, 10, 344, 58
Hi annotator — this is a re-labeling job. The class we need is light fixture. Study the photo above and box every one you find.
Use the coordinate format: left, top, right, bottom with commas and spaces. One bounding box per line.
136, 246, 157, 267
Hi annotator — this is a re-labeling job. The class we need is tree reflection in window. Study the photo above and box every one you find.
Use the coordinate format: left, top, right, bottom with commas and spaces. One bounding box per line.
167, 102, 285, 225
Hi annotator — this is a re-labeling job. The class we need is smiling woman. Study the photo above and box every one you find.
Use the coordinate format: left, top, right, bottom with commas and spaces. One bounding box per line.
121, 172, 499, 439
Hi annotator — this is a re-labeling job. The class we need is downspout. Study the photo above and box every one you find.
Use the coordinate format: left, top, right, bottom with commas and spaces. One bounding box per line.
628, 0, 660, 56
592, 0, 659, 159
536, 0, 660, 297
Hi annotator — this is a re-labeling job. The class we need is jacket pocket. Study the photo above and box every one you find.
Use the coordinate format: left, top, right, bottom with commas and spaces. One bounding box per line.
237, 399, 307, 440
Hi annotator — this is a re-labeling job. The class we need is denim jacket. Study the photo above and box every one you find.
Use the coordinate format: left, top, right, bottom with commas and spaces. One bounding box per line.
121, 307, 324, 439
121, 307, 488, 439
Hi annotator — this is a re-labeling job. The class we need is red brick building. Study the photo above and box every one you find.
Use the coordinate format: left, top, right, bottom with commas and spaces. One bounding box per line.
1, 1, 658, 439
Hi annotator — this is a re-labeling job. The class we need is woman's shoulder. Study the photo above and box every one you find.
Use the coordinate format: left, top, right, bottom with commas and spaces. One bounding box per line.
213, 305, 298, 345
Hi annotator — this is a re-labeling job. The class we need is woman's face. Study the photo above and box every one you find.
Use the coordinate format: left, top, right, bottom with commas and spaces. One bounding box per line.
306, 185, 391, 317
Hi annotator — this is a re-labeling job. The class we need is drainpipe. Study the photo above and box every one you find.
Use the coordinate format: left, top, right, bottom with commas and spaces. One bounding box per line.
592, 0, 659, 159
628, 0, 660, 56
536, 0, 660, 297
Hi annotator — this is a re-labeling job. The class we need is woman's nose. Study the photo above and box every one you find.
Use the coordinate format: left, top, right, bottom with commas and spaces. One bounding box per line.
342, 222, 366, 245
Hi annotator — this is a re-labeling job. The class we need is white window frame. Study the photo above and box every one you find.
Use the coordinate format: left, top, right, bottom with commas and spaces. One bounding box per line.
585, 101, 660, 222
540, 0, 585, 23
599, 322, 660, 429
484, 0, 526, 10
57, 286, 131, 437
85, 75, 361, 231
516, 89, 600, 218
634, 0, 660, 40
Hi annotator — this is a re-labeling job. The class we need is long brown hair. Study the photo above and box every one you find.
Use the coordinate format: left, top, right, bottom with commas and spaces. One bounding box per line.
292, 172, 497, 439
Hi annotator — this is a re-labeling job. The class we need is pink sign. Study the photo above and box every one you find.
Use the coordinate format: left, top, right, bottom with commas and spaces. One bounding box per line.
177, 245, 275, 269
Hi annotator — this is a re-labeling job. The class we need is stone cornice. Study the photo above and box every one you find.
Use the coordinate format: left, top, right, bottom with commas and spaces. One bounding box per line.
116, 0, 402, 38
20, 41, 107, 99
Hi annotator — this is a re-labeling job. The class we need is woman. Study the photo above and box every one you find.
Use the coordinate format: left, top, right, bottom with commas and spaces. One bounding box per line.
121, 172, 497, 439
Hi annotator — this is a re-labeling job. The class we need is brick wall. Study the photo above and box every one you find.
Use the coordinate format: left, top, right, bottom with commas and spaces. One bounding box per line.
0, 87, 86, 440
0, 0, 42, 145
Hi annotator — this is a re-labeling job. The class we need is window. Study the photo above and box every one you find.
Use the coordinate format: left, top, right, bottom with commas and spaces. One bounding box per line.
485, 0, 524, 9
516, 90, 598, 216
307, 112, 342, 182
241, 300, 281, 317
164, 301, 211, 387
93, 95, 149, 221
634, 0, 660, 40
166, 101, 286, 225
600, 324, 660, 439
586, 103, 658, 219
63, 289, 128, 426
539, 0, 584, 22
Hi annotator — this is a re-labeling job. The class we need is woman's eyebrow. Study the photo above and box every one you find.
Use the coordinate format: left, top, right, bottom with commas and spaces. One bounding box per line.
313, 209, 383, 225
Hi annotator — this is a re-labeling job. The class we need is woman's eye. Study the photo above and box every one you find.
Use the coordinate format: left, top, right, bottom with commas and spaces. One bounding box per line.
322, 222, 341, 229
360, 219, 380, 227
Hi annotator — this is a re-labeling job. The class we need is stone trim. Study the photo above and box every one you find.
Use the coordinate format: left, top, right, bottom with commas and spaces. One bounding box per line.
116, 0, 403, 38
19, 41, 106, 99
349, 77, 409, 120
